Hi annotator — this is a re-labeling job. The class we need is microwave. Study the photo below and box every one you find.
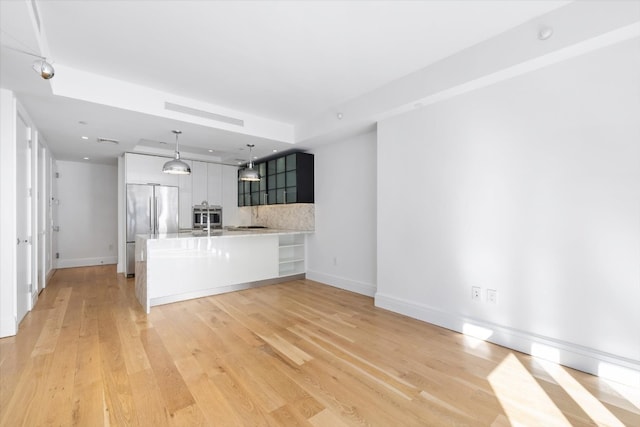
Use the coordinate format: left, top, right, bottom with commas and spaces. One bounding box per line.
193, 205, 222, 230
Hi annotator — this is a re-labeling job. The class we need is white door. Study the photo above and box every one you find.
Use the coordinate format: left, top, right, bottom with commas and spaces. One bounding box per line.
16, 115, 32, 325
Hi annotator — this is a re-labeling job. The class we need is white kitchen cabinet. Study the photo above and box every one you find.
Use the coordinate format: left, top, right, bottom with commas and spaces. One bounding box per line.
125, 153, 179, 186
207, 163, 222, 206
178, 160, 193, 229
125, 153, 232, 228
222, 164, 240, 226
192, 161, 222, 207
191, 161, 208, 206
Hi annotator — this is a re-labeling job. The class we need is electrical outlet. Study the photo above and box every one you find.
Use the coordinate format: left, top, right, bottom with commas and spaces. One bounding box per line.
472, 286, 481, 301
487, 289, 497, 304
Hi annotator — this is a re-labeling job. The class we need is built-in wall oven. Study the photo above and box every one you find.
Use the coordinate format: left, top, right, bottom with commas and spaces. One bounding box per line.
193, 205, 222, 229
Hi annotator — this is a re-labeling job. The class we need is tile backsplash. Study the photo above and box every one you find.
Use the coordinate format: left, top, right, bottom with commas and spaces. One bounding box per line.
239, 204, 315, 231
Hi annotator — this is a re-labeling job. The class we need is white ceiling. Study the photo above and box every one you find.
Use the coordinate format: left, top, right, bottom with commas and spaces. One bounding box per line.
0, 0, 575, 165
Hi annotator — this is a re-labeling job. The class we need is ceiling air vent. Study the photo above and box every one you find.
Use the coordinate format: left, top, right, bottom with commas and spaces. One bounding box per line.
96, 137, 120, 144
164, 102, 244, 127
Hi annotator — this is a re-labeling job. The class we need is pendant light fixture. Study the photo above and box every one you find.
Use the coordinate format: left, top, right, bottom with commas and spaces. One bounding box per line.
239, 144, 260, 181
162, 130, 191, 175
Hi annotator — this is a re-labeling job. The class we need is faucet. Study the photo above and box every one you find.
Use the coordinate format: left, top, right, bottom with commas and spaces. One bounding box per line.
201, 200, 210, 236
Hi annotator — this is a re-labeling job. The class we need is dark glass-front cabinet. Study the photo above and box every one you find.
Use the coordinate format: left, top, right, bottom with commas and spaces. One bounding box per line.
238, 152, 313, 206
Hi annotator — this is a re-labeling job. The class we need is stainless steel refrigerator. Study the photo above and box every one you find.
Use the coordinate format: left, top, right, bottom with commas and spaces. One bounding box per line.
126, 184, 179, 277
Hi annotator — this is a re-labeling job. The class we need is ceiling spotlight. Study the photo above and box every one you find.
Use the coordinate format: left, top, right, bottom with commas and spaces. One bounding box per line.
337, 112, 343, 120
32, 59, 55, 79
81, 136, 89, 140
538, 26, 554, 41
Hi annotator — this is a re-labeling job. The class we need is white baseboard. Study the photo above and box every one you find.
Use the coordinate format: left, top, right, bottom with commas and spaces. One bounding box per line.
306, 270, 376, 297
55, 256, 117, 269
375, 292, 640, 388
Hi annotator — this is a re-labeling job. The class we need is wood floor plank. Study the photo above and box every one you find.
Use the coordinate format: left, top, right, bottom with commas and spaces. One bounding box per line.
139, 327, 196, 415
174, 355, 246, 426
97, 305, 140, 426
0, 265, 636, 427
0, 353, 54, 426
71, 380, 106, 426
128, 368, 172, 427
30, 287, 72, 356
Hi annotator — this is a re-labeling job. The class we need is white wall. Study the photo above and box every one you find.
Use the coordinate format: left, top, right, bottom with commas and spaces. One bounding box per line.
307, 131, 377, 296
376, 38, 640, 379
56, 161, 118, 268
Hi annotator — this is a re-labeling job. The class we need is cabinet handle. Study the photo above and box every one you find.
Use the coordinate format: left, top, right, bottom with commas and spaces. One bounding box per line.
155, 197, 158, 233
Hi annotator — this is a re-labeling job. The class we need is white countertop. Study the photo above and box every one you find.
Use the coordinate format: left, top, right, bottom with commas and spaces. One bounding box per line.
137, 228, 312, 240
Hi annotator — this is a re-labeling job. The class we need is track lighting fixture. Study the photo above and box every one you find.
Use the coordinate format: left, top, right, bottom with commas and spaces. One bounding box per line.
32, 58, 55, 79
2, 44, 55, 80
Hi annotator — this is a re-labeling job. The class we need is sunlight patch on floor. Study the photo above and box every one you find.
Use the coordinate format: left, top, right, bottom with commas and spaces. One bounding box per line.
599, 362, 640, 410
488, 353, 571, 426
537, 359, 625, 427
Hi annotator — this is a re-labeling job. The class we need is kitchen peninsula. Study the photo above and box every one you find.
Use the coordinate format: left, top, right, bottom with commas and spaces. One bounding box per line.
134, 229, 308, 313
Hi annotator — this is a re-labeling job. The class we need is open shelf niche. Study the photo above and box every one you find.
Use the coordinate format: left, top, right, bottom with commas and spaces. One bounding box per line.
278, 233, 305, 277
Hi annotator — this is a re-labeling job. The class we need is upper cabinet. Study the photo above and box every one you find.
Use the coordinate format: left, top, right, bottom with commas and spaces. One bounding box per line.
207, 163, 222, 206
191, 161, 208, 206
238, 152, 313, 206
192, 161, 223, 207
125, 153, 180, 186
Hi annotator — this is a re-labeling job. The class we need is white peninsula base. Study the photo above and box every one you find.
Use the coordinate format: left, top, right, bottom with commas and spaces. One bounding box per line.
135, 230, 307, 313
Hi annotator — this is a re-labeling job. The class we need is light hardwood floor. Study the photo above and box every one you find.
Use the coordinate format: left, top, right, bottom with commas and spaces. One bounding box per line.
1, 265, 638, 426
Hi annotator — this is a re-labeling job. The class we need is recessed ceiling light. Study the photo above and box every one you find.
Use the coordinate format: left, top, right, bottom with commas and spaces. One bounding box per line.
83, 157, 89, 160
337, 112, 343, 120
272, 149, 278, 153
208, 149, 214, 153
81, 136, 89, 140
